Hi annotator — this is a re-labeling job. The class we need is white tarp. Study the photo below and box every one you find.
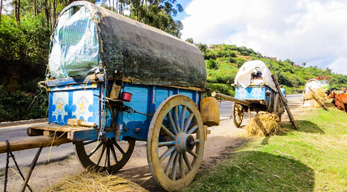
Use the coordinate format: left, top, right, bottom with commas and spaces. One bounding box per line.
304, 79, 321, 94
234, 60, 277, 91
49, 6, 100, 78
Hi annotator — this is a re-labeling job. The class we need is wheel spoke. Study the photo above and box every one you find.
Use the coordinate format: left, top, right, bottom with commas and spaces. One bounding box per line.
158, 141, 175, 147
168, 112, 178, 134
110, 143, 118, 163
107, 145, 111, 168
113, 140, 125, 155
159, 146, 176, 162
172, 153, 179, 180
165, 151, 178, 175
174, 106, 180, 132
183, 152, 192, 170
87, 141, 103, 157
104, 145, 109, 167
187, 125, 198, 135
188, 150, 198, 158
179, 154, 185, 178
180, 106, 187, 132
161, 125, 175, 140
96, 144, 106, 166
83, 140, 97, 146
184, 113, 194, 132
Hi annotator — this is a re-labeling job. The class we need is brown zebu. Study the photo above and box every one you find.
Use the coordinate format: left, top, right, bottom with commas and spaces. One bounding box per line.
328, 92, 347, 112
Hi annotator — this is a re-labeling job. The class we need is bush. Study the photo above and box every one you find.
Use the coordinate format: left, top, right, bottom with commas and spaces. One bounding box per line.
207, 83, 235, 96
206, 58, 218, 69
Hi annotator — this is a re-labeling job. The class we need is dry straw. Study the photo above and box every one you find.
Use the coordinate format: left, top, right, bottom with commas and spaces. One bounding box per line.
48, 171, 148, 192
304, 88, 327, 108
245, 112, 282, 137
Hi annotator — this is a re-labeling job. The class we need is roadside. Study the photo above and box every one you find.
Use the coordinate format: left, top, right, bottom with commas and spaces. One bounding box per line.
0, 118, 48, 128
0, 94, 303, 191
185, 107, 347, 191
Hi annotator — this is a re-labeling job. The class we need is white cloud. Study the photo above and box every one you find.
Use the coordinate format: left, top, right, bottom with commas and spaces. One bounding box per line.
181, 0, 347, 74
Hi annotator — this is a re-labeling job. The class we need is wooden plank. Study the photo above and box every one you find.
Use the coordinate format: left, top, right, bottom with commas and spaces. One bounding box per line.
27, 124, 92, 136
271, 75, 298, 130
0, 136, 70, 154
211, 92, 251, 106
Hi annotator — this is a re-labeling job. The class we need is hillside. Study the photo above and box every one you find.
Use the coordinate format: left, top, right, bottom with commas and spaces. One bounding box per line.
195, 43, 347, 95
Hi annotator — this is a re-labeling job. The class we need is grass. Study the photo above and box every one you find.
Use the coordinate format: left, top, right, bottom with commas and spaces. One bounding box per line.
185, 108, 347, 192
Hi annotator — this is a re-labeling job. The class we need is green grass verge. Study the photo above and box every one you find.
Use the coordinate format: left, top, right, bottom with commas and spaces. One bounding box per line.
185, 108, 347, 192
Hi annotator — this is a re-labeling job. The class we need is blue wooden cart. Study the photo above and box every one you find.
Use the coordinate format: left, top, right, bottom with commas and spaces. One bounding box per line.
214, 60, 285, 127
28, 2, 218, 191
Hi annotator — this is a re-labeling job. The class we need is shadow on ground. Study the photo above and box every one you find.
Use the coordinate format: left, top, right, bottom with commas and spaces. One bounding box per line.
186, 150, 315, 192
281, 120, 325, 134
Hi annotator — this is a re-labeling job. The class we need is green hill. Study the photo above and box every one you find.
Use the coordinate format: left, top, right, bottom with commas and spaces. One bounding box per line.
195, 43, 347, 95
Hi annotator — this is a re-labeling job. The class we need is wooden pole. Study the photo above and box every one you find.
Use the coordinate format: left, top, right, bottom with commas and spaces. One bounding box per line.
271, 75, 298, 130
0, 136, 70, 154
20, 147, 42, 192
308, 87, 328, 111
211, 92, 251, 106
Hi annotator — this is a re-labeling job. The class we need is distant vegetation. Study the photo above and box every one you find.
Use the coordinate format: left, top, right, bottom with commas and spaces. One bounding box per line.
189, 41, 347, 96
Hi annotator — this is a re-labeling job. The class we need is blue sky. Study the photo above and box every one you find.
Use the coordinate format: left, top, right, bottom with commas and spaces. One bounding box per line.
177, 0, 347, 75
173, 0, 191, 20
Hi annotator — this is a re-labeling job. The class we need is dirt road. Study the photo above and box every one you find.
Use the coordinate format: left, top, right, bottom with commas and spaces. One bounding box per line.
0, 95, 302, 192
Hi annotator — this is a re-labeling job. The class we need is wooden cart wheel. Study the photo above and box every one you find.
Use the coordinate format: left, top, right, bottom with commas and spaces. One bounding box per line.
74, 138, 135, 173
147, 95, 205, 191
233, 103, 244, 128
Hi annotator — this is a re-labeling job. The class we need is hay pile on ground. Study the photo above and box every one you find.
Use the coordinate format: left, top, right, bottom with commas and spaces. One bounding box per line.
48, 171, 148, 192
245, 112, 281, 137
304, 88, 327, 108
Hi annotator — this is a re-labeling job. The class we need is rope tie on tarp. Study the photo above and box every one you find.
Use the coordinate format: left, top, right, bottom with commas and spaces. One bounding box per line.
3, 140, 33, 192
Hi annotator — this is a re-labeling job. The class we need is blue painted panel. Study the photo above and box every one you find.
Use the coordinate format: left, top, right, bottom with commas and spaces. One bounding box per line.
47, 81, 202, 142
235, 86, 268, 100
48, 84, 100, 126
119, 84, 202, 141
121, 84, 151, 141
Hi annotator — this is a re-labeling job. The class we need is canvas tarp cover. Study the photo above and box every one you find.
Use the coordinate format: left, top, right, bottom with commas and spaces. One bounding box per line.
234, 60, 277, 91
49, 1, 206, 89
49, 6, 99, 78
304, 79, 321, 93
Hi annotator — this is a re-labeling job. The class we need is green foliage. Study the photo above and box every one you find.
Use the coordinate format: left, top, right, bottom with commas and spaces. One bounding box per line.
185, 38, 194, 44
206, 58, 218, 70
202, 43, 347, 95
0, 86, 48, 121
207, 83, 234, 96
129, 0, 184, 37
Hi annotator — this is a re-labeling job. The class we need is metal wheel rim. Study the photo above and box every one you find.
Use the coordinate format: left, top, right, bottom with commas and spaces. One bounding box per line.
147, 95, 205, 191
233, 103, 243, 127
74, 138, 135, 173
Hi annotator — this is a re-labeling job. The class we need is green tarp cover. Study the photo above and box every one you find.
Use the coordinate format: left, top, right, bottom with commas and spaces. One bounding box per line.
49, 1, 206, 89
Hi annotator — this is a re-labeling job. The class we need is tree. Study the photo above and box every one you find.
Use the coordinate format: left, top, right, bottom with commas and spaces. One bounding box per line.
0, 0, 3, 24
185, 38, 194, 44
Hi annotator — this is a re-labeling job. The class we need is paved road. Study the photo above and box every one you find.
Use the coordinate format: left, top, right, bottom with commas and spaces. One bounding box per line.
0, 123, 74, 169
0, 94, 302, 169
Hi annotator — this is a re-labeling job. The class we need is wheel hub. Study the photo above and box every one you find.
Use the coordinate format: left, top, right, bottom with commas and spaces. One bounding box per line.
175, 132, 195, 153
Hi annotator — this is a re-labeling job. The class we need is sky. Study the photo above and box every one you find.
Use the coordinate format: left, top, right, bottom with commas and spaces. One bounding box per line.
176, 0, 347, 75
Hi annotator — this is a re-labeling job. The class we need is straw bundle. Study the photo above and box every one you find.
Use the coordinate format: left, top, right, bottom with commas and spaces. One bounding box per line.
49, 172, 148, 192
245, 112, 281, 137
304, 88, 327, 108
